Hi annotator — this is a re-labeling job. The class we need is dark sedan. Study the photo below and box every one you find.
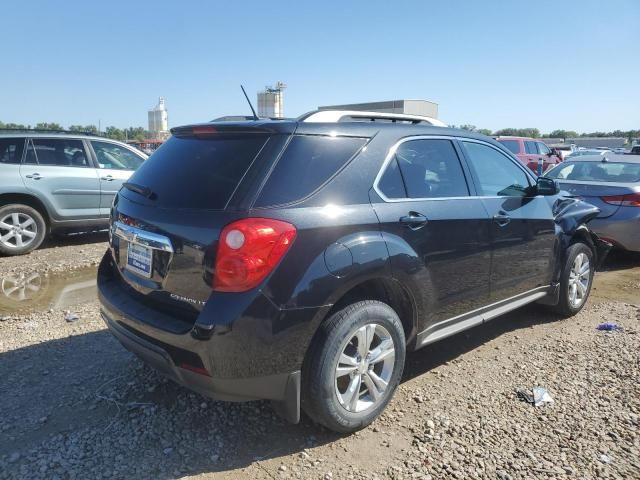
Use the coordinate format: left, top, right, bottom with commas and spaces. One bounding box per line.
545, 154, 640, 251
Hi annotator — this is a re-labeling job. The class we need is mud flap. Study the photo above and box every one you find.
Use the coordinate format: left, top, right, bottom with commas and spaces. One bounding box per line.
271, 371, 301, 424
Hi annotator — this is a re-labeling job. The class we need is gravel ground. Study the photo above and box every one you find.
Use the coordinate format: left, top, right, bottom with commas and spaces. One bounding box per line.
0, 232, 107, 276
0, 243, 638, 480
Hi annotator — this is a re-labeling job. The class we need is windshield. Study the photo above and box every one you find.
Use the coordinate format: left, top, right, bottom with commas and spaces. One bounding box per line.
546, 161, 640, 182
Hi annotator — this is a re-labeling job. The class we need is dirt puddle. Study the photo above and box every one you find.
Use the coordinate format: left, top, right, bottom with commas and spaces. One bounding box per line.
0, 267, 97, 315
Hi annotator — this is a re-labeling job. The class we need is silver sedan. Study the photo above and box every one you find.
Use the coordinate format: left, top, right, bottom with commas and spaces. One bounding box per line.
545, 154, 640, 252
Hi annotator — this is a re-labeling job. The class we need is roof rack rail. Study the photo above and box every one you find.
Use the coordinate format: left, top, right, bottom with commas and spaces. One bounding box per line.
298, 110, 447, 127
0, 127, 100, 136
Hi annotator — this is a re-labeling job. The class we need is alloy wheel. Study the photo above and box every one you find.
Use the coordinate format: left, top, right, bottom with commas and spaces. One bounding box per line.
0, 212, 38, 249
568, 252, 590, 308
334, 323, 396, 413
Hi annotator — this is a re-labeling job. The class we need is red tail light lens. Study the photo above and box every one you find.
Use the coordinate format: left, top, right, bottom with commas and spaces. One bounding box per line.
601, 193, 640, 207
213, 218, 297, 292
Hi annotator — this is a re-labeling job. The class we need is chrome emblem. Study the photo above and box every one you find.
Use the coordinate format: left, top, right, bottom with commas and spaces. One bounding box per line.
170, 293, 205, 306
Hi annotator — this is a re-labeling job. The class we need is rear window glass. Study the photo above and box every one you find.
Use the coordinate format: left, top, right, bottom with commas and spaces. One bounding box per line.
126, 134, 268, 209
255, 135, 366, 207
546, 161, 640, 182
0, 138, 25, 164
497, 140, 520, 154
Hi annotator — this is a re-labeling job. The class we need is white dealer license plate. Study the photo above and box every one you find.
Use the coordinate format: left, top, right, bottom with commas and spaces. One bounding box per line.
126, 243, 153, 278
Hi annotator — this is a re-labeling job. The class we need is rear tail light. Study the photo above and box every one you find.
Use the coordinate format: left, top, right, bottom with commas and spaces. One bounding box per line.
213, 218, 297, 292
600, 193, 640, 207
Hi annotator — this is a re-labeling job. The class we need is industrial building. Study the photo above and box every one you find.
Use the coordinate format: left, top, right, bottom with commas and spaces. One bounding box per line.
148, 97, 169, 140
257, 82, 286, 118
318, 99, 439, 119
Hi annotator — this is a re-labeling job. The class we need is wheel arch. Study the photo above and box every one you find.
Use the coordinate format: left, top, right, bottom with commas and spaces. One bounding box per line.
0, 193, 51, 231
318, 276, 417, 349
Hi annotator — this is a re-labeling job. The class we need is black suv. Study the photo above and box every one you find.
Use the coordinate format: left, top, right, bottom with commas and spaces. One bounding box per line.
97, 111, 609, 433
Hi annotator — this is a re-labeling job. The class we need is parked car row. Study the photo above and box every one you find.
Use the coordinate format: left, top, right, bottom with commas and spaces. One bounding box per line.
495, 136, 562, 173
0, 133, 147, 255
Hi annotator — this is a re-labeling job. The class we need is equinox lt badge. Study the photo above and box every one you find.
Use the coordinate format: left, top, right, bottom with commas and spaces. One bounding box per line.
170, 293, 206, 306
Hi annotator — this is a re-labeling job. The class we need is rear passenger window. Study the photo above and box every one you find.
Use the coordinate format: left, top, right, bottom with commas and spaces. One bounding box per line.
29, 139, 90, 167
391, 139, 469, 199
525, 141, 538, 154
255, 135, 366, 207
0, 138, 25, 164
378, 157, 407, 199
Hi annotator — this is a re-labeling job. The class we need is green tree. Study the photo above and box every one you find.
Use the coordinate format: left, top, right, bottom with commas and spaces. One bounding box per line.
105, 126, 125, 141
476, 128, 493, 136
494, 127, 540, 138
458, 124, 477, 132
68, 124, 98, 134
0, 121, 29, 130
549, 129, 578, 139
35, 122, 63, 131
494, 128, 519, 136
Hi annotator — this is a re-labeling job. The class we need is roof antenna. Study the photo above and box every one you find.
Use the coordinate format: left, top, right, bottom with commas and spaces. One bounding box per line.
240, 85, 259, 120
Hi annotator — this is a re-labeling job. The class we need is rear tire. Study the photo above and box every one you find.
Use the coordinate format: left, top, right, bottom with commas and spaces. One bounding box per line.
301, 300, 406, 433
0, 204, 47, 256
553, 242, 594, 317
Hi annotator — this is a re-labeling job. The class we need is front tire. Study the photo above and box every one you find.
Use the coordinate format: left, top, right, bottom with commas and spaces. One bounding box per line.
553, 242, 594, 317
301, 300, 406, 433
0, 204, 47, 256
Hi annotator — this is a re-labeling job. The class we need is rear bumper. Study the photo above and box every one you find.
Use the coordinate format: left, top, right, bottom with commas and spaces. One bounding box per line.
97, 252, 328, 423
101, 308, 299, 405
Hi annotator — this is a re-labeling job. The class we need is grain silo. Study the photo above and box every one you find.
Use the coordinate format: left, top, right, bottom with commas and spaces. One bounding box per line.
148, 97, 169, 139
257, 82, 286, 118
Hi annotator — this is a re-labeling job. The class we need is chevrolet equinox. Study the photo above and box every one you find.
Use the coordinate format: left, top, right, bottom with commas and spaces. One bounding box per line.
98, 110, 609, 433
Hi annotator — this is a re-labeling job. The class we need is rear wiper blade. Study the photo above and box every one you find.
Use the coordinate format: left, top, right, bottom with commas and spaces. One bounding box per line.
123, 182, 154, 199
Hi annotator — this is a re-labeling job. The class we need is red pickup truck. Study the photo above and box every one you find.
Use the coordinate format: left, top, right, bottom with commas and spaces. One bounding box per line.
496, 136, 562, 174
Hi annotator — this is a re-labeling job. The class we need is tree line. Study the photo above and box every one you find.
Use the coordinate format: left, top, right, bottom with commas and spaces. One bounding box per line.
0, 121, 149, 142
451, 125, 640, 142
2, 120, 638, 144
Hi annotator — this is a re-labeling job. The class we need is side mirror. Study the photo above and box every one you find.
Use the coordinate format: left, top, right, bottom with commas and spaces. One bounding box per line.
549, 148, 559, 157
536, 176, 559, 196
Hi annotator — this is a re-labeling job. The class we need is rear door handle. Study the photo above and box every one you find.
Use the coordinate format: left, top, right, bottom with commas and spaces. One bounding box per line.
101, 175, 114, 181
25, 173, 42, 179
493, 213, 511, 227
399, 212, 428, 230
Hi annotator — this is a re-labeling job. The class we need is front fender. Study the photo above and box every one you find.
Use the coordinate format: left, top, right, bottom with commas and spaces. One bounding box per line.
552, 197, 612, 276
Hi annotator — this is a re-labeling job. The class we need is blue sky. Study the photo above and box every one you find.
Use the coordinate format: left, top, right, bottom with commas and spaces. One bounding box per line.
2, 0, 638, 133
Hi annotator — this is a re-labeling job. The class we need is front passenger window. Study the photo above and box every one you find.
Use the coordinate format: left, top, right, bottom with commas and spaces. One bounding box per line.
91, 141, 145, 171
462, 142, 532, 197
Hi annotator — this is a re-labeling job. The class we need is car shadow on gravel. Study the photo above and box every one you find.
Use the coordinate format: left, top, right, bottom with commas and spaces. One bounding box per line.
40, 230, 109, 249
402, 303, 560, 382
2, 306, 564, 478
598, 249, 640, 272
0, 329, 342, 479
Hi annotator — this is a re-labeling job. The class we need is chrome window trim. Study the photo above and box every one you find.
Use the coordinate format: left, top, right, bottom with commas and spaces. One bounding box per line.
372, 135, 536, 203
112, 221, 174, 253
